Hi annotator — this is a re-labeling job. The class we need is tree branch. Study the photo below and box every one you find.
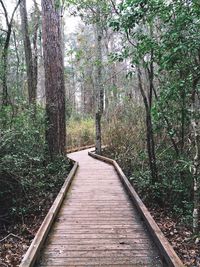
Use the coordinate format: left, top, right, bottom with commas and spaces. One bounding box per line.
10, 0, 21, 25
0, 0, 9, 27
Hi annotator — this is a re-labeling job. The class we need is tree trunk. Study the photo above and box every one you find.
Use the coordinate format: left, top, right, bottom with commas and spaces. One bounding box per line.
1, 26, 11, 106
13, 30, 20, 95
95, 10, 104, 155
0, 0, 21, 106
191, 86, 200, 234
137, 67, 158, 183
41, 0, 66, 158
20, 0, 36, 105
32, 0, 40, 99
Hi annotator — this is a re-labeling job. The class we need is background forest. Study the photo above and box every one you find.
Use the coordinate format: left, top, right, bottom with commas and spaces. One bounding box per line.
0, 0, 200, 266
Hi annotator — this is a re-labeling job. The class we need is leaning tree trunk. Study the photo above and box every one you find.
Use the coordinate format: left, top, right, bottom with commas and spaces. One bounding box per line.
95, 9, 104, 155
41, 0, 66, 158
20, 0, 36, 105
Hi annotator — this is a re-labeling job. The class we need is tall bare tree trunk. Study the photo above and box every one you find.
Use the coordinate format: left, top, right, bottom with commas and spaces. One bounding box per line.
41, 0, 66, 158
137, 67, 158, 183
95, 10, 104, 155
191, 88, 200, 234
0, 0, 21, 106
20, 0, 36, 105
1, 27, 11, 106
32, 0, 40, 98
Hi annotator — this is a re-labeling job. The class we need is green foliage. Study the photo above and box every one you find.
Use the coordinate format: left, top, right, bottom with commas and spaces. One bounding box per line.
0, 105, 71, 221
103, 102, 194, 225
103, 102, 145, 177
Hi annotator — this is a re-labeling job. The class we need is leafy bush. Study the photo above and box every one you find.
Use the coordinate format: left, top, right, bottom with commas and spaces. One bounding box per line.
0, 105, 71, 222
103, 102, 193, 225
103, 102, 145, 176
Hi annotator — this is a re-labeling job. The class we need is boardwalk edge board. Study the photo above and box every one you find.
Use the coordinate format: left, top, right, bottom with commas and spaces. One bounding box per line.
19, 160, 79, 267
88, 151, 184, 267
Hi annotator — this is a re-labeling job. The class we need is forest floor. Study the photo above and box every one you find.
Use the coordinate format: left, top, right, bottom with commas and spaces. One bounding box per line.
150, 208, 200, 267
0, 195, 55, 267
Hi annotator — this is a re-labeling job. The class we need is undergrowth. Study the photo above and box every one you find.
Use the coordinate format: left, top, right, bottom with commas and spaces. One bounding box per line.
103, 102, 193, 226
67, 115, 95, 149
0, 105, 71, 225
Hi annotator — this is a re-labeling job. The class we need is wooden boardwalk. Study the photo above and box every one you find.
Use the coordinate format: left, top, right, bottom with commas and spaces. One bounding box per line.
35, 149, 163, 267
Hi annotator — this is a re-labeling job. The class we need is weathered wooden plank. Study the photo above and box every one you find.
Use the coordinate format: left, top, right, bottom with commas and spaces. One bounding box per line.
46, 237, 156, 246
53, 224, 144, 230
89, 151, 184, 267
45, 243, 157, 251
38, 256, 162, 266
19, 162, 78, 267
42, 250, 158, 258
52, 227, 143, 237
47, 232, 150, 239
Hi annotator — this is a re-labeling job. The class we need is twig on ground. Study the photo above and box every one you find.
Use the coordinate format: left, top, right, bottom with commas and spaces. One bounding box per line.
0, 233, 22, 243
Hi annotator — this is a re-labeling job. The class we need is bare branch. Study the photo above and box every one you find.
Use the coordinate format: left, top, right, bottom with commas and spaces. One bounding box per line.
0, 0, 9, 27
10, 0, 21, 25
0, 28, 8, 33
109, 0, 119, 15
0, 0, 21, 28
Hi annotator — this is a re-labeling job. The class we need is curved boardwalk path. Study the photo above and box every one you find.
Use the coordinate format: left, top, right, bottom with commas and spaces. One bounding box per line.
36, 149, 163, 267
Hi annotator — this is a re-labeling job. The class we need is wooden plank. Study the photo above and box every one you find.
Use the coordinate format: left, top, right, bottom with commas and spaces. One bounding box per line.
89, 151, 184, 267
51, 226, 144, 233
46, 232, 149, 239
44, 243, 157, 251
19, 162, 79, 267
42, 250, 157, 258
46, 237, 156, 246
38, 256, 162, 266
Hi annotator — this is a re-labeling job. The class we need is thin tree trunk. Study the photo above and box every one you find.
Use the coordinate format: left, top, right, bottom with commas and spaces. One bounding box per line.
137, 67, 158, 182
32, 0, 40, 100
13, 30, 20, 95
20, 0, 36, 105
191, 84, 200, 234
1, 26, 11, 106
0, 0, 21, 106
95, 9, 104, 155
41, 0, 66, 158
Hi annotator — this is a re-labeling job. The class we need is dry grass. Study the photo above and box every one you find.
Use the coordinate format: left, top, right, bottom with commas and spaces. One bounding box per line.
67, 117, 95, 150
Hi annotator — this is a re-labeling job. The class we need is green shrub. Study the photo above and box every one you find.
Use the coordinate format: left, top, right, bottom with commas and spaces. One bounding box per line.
0, 105, 71, 221
103, 102, 193, 225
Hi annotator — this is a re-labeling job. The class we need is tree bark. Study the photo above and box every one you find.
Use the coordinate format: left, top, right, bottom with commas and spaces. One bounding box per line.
1, 26, 11, 106
0, 0, 21, 106
20, 0, 36, 105
41, 0, 66, 158
191, 83, 200, 234
32, 0, 40, 98
137, 67, 158, 183
95, 9, 104, 155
